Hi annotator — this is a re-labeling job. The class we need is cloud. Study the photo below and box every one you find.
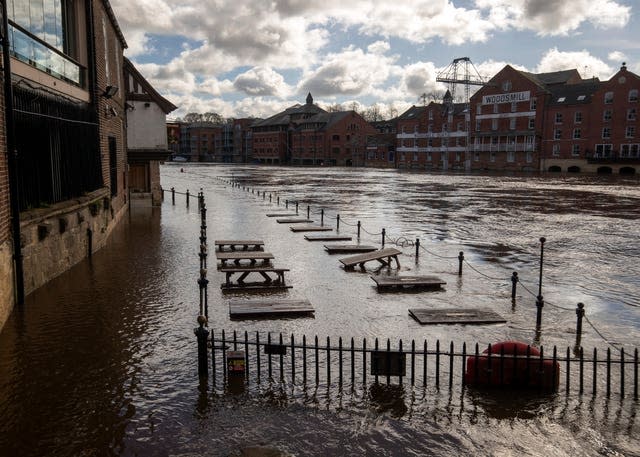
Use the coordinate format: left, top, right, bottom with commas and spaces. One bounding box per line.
535, 48, 614, 79
608, 51, 627, 64
400, 62, 446, 97
233, 67, 291, 97
475, 0, 630, 36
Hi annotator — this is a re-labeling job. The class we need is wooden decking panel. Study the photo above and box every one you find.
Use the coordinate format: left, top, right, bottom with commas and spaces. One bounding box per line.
290, 226, 333, 233
339, 248, 402, 268
409, 308, 506, 325
266, 213, 298, 217
304, 235, 353, 241
229, 299, 315, 319
372, 275, 446, 289
324, 244, 377, 254
276, 218, 314, 224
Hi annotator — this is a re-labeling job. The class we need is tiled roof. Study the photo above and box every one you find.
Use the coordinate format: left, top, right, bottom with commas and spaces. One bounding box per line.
548, 80, 601, 105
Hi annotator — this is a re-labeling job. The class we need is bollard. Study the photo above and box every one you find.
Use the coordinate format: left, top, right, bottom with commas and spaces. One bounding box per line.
321, 209, 324, 226
337, 214, 340, 231
536, 237, 546, 330
171, 187, 175, 205
415, 239, 420, 259
382, 228, 386, 248
186, 189, 190, 207
286, 199, 288, 209
161, 187, 165, 201
511, 272, 518, 299
357, 221, 361, 239
270, 194, 272, 203
458, 251, 464, 276
195, 315, 209, 377
576, 302, 585, 339
307, 205, 310, 219
277, 196, 280, 205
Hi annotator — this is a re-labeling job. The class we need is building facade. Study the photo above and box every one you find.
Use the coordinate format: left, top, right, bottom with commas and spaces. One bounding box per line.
1, 0, 130, 330
124, 58, 177, 206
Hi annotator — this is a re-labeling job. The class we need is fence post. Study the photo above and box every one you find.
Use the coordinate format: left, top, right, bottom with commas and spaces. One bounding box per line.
321, 209, 324, 226
458, 251, 464, 276
337, 214, 340, 231
574, 302, 585, 353
195, 315, 209, 377
171, 187, 175, 205
382, 228, 385, 248
415, 239, 420, 259
536, 237, 546, 331
511, 272, 518, 300
186, 189, 190, 207
286, 199, 288, 209
357, 221, 361, 239
161, 187, 165, 201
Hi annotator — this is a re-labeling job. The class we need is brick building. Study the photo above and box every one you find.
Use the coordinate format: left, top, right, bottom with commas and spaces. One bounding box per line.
366, 119, 397, 168
1, 0, 130, 330
396, 93, 469, 170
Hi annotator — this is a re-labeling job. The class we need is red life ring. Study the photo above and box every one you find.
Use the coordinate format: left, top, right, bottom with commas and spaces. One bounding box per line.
483, 340, 540, 356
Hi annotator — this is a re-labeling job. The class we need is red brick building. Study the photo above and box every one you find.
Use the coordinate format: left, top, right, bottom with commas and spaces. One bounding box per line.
396, 93, 469, 170
366, 120, 397, 168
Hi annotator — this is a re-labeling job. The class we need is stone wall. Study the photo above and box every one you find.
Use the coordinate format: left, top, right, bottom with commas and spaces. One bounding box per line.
19, 188, 127, 295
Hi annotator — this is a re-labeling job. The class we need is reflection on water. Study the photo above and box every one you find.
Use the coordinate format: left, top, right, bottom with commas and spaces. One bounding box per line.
0, 166, 639, 456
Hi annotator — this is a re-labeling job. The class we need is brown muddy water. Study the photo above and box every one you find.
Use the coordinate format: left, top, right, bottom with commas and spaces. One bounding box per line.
1, 164, 639, 456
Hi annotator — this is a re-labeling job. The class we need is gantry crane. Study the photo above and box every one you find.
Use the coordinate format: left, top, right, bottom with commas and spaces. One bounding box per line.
436, 57, 486, 103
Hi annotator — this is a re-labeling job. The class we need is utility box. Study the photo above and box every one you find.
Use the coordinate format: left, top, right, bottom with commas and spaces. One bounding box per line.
226, 351, 246, 377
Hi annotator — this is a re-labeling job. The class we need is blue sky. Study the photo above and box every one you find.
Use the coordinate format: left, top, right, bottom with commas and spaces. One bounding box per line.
110, 0, 639, 120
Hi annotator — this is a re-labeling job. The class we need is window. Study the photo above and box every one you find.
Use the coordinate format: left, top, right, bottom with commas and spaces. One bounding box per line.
507, 150, 515, 162
457, 122, 463, 131
427, 152, 432, 162
332, 134, 340, 141
455, 152, 461, 162
491, 136, 499, 145
603, 110, 612, 122
628, 109, 637, 121
491, 119, 498, 130
475, 120, 481, 131
413, 152, 418, 161
595, 144, 613, 157
428, 110, 433, 120
442, 137, 449, 147
509, 118, 516, 130
511, 101, 517, 112
476, 104, 482, 115
442, 123, 448, 132
557, 97, 566, 103
575, 112, 583, 123
528, 118, 535, 129
602, 127, 611, 139
554, 129, 562, 140
490, 151, 496, 162
626, 126, 636, 138
573, 128, 581, 139
572, 145, 580, 156
526, 151, 532, 163
493, 104, 499, 114
555, 113, 563, 123
552, 144, 560, 156
474, 151, 479, 161
604, 91, 614, 104
428, 138, 433, 147
428, 123, 433, 133
502, 80, 512, 91
630, 89, 638, 102
530, 98, 537, 110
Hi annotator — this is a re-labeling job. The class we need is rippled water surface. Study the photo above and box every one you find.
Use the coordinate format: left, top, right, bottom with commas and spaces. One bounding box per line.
1, 165, 639, 456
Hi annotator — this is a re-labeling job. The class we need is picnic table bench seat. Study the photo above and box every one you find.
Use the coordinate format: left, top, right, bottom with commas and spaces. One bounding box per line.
339, 248, 401, 270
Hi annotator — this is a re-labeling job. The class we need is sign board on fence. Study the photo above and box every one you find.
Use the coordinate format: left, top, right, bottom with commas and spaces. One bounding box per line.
226, 351, 246, 377
371, 351, 406, 377
264, 344, 287, 355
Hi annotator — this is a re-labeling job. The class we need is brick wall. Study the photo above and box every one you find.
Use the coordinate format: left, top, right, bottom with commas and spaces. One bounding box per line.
0, 71, 14, 331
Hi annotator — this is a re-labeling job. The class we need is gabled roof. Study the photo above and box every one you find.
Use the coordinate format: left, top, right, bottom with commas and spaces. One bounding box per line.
548, 80, 601, 106
102, 1, 128, 48
123, 57, 177, 114
520, 69, 582, 88
252, 100, 326, 127
397, 105, 426, 121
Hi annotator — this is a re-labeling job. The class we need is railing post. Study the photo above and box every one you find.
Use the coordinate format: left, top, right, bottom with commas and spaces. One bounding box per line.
415, 239, 420, 259
574, 302, 585, 353
458, 251, 464, 276
381, 228, 386, 248
357, 221, 361, 239
321, 209, 324, 226
536, 237, 546, 331
171, 187, 175, 205
186, 189, 190, 207
161, 187, 165, 201
511, 272, 518, 300
195, 315, 209, 377
285, 199, 288, 209
337, 214, 340, 231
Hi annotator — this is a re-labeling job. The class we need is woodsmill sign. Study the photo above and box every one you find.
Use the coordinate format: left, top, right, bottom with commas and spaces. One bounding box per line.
482, 91, 530, 105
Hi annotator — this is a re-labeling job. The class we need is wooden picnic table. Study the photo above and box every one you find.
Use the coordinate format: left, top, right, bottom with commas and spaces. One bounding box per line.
220, 267, 290, 290
304, 235, 353, 242
324, 244, 377, 254
339, 248, 401, 270
290, 226, 333, 233
371, 275, 446, 291
214, 239, 265, 251
216, 251, 274, 266
229, 299, 314, 319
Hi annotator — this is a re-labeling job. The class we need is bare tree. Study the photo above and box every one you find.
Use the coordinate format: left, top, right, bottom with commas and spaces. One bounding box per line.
325, 103, 344, 112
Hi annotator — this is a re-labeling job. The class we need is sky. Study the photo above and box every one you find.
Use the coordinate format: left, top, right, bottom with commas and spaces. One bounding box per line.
109, 0, 639, 120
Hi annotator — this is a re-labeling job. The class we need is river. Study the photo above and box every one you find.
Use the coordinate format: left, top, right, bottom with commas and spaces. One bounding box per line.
0, 164, 638, 456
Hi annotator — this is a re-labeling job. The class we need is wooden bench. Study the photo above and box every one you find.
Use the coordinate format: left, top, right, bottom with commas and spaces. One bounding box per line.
229, 299, 314, 319
216, 251, 274, 267
324, 244, 377, 254
220, 267, 290, 290
371, 275, 446, 291
339, 248, 401, 270
214, 239, 265, 251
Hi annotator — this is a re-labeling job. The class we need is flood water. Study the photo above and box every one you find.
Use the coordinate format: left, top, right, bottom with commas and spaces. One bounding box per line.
1, 164, 639, 456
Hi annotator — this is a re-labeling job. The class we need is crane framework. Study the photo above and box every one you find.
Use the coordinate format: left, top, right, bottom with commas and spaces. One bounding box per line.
436, 57, 486, 103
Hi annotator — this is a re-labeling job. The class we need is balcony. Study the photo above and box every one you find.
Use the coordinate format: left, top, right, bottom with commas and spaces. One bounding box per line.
587, 153, 640, 164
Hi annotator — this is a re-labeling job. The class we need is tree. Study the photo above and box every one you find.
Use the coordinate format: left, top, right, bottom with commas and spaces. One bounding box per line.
326, 103, 344, 112
363, 105, 384, 122
203, 112, 224, 123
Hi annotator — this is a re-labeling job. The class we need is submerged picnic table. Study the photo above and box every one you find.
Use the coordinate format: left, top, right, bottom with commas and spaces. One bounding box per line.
371, 275, 446, 291
216, 251, 274, 267
214, 239, 264, 251
220, 267, 291, 291
325, 244, 377, 254
339, 247, 401, 270
290, 225, 333, 233
229, 299, 315, 319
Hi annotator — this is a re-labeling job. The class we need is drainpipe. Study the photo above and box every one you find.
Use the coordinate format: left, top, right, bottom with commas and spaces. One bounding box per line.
2, 0, 24, 305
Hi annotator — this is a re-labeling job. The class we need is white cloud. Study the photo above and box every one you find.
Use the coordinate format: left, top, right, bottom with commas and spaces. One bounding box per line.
400, 62, 446, 98
535, 48, 614, 79
608, 51, 627, 64
233, 67, 291, 97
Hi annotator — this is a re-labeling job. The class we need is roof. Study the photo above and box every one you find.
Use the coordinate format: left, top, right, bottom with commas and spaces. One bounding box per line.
252, 101, 326, 127
397, 105, 426, 120
299, 111, 351, 130
548, 80, 601, 106
123, 57, 177, 114
520, 69, 581, 88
